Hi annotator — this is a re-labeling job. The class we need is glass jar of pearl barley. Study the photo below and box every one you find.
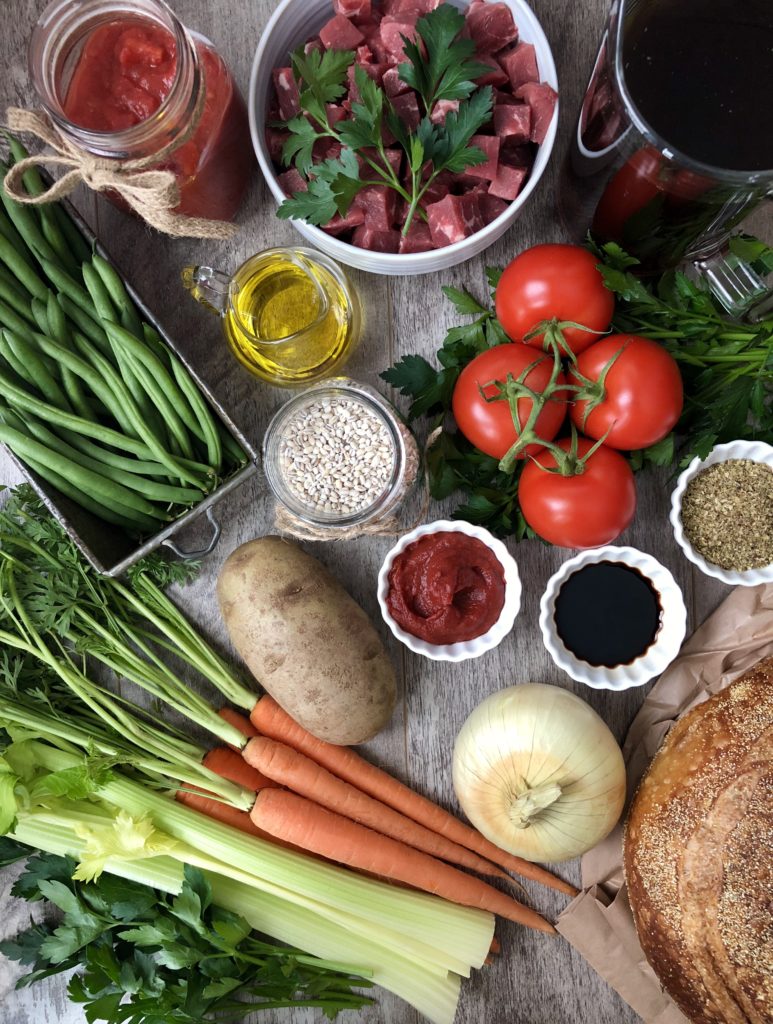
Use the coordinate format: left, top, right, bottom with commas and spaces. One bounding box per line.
262, 378, 420, 533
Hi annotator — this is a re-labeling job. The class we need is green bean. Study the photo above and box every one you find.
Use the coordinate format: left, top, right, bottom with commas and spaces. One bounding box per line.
219, 425, 248, 468
39, 258, 95, 316
41, 330, 140, 439
68, 331, 205, 485
30, 296, 49, 334
118, 346, 195, 460
0, 207, 36, 272
44, 292, 95, 420
0, 295, 38, 339
5, 134, 46, 197
81, 261, 117, 323
91, 253, 144, 339
0, 168, 58, 265
0, 234, 48, 301
104, 319, 204, 441
45, 291, 68, 346
40, 206, 79, 276
56, 430, 209, 483
4, 329, 71, 411
0, 332, 36, 387
60, 366, 95, 422
0, 423, 168, 519
56, 293, 113, 357
141, 323, 172, 363
0, 266, 35, 322
54, 207, 93, 267
169, 352, 222, 468
0, 366, 162, 457
14, 450, 160, 534
10, 409, 203, 505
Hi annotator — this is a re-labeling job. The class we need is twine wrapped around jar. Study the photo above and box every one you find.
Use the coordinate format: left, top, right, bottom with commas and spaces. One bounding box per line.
3, 106, 237, 241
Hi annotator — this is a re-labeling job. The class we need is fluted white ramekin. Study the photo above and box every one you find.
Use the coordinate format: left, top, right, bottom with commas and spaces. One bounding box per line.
669, 440, 773, 587
539, 545, 687, 691
377, 520, 521, 662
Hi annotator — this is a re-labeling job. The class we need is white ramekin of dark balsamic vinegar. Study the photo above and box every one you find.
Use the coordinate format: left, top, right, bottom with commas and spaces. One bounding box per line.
539, 546, 688, 691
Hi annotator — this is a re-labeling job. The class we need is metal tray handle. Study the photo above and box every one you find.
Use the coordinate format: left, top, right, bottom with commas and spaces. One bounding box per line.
161, 507, 222, 560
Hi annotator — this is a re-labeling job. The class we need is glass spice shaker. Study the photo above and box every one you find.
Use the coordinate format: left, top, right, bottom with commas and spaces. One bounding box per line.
263, 379, 421, 533
28, 0, 253, 223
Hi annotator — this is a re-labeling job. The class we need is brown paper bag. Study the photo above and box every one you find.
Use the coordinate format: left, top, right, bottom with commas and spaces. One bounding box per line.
556, 583, 773, 1023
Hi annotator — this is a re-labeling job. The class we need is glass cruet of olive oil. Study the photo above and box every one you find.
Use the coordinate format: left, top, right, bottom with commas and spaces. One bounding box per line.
182, 248, 361, 386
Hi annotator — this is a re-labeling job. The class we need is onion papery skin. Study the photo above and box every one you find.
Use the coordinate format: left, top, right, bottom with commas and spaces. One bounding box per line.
452, 684, 626, 863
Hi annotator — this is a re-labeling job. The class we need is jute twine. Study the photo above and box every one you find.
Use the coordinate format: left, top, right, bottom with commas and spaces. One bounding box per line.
273, 428, 439, 542
3, 105, 237, 240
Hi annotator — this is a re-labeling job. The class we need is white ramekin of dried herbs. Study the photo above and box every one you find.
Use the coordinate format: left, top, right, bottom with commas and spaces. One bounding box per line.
263, 378, 420, 533
670, 440, 773, 587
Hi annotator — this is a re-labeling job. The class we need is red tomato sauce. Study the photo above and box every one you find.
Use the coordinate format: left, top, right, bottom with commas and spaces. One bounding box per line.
62, 19, 251, 221
387, 532, 506, 645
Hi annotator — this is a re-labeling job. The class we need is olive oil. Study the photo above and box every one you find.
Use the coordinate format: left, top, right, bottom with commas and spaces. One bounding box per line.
224, 250, 359, 386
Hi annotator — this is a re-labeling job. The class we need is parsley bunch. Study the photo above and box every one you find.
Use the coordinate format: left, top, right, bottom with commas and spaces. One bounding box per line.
276, 4, 493, 234
0, 842, 373, 1024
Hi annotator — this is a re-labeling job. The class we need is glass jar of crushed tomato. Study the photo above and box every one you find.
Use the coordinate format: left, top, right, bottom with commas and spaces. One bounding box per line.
28, 0, 253, 223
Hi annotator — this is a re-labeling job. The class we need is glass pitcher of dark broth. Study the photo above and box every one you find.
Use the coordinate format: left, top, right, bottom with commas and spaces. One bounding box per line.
560, 0, 773, 312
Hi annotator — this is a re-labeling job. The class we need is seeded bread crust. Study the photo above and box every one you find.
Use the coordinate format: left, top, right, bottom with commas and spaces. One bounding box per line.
624, 659, 773, 1024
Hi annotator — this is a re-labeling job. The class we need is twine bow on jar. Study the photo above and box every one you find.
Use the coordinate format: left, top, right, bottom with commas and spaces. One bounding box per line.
3, 107, 237, 241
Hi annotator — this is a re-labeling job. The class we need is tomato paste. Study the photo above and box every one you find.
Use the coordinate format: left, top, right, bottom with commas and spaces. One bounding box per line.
387, 532, 506, 645
62, 19, 251, 221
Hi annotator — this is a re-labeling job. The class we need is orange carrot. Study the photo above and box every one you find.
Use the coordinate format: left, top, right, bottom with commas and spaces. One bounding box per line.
176, 787, 267, 838
218, 707, 259, 751
251, 788, 555, 934
250, 696, 577, 897
203, 745, 276, 792
244, 736, 512, 883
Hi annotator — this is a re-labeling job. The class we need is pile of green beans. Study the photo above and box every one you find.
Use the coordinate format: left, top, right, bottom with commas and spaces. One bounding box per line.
0, 136, 246, 536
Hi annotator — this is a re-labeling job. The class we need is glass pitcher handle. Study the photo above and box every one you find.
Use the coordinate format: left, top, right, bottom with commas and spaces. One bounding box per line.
181, 265, 231, 316
694, 252, 772, 321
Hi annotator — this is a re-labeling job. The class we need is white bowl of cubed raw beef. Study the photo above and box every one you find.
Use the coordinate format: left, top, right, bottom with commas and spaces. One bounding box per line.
249, 0, 558, 275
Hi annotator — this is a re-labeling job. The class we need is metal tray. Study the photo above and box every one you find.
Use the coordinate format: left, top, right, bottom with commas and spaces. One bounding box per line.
3, 200, 258, 577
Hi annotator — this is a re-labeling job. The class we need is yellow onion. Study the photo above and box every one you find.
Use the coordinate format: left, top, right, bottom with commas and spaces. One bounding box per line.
452, 684, 626, 863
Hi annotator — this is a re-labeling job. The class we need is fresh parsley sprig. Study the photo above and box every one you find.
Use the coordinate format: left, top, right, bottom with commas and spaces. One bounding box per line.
276, 3, 494, 235
0, 849, 373, 1023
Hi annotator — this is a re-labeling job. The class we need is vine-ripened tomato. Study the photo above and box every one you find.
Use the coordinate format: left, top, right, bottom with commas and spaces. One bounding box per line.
494, 244, 614, 356
452, 344, 566, 460
570, 334, 683, 450
519, 437, 637, 548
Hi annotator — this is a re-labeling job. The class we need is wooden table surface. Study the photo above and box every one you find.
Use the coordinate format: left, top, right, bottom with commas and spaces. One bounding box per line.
0, 0, 736, 1022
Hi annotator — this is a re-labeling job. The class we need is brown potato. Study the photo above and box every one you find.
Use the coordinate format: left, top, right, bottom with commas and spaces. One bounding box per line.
217, 536, 397, 745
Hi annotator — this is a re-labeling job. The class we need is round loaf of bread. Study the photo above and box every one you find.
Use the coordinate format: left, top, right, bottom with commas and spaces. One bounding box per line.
624, 658, 773, 1024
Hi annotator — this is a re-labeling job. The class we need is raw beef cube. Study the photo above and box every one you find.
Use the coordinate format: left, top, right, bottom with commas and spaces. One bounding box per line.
493, 87, 518, 106
333, 0, 372, 17
277, 167, 307, 197
475, 56, 508, 88
323, 206, 367, 235
320, 14, 365, 50
361, 23, 390, 62
347, 61, 387, 102
384, 0, 440, 12
427, 193, 485, 247
272, 67, 300, 121
380, 15, 420, 62
325, 103, 348, 128
493, 104, 531, 143
466, 2, 518, 52
391, 90, 421, 130
304, 38, 324, 55
352, 225, 401, 252
501, 42, 539, 91
430, 99, 460, 124
464, 135, 501, 181
357, 44, 374, 63
480, 193, 509, 222
399, 221, 435, 253
354, 185, 397, 230
383, 66, 410, 97
265, 127, 289, 163
500, 140, 534, 166
488, 163, 527, 200
515, 82, 558, 143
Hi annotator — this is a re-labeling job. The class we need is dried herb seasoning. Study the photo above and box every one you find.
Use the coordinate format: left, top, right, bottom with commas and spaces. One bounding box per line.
681, 459, 773, 571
